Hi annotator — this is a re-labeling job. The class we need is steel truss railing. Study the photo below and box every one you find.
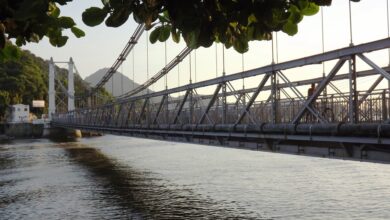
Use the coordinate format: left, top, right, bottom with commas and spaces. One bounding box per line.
53, 38, 390, 143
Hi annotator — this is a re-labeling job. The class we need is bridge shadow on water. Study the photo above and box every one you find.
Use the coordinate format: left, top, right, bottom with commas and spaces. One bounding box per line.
57, 139, 261, 219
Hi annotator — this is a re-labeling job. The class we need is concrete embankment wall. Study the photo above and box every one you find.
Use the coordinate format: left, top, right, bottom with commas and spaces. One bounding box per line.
4, 123, 43, 138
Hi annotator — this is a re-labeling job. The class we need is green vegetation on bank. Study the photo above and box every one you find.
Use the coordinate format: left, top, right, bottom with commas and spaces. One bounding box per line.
0, 43, 108, 121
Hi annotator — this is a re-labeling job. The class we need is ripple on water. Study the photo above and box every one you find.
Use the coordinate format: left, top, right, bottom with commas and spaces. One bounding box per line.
1, 137, 390, 219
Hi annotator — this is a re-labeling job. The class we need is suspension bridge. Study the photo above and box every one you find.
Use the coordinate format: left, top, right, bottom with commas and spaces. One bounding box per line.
49, 2, 390, 162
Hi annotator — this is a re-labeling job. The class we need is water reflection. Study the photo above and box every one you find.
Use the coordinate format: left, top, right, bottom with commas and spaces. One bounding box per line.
65, 144, 254, 219
0, 139, 261, 219
2, 136, 389, 219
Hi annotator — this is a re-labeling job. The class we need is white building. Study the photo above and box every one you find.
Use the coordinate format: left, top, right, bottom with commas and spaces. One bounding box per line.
6, 104, 30, 123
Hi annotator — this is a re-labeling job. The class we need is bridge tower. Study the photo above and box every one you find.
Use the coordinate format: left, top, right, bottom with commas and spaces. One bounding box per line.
68, 58, 75, 111
48, 57, 75, 119
48, 58, 56, 119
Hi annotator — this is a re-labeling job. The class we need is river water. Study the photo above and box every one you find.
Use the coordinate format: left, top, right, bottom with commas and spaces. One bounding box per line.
0, 135, 389, 219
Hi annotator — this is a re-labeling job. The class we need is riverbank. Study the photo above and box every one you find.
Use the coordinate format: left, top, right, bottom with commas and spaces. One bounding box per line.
0, 122, 44, 139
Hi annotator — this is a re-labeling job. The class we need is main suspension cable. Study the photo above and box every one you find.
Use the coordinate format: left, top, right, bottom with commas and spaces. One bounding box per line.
116, 47, 192, 99
77, 24, 145, 99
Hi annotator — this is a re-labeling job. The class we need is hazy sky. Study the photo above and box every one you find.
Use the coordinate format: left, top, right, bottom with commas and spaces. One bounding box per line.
24, 1, 390, 93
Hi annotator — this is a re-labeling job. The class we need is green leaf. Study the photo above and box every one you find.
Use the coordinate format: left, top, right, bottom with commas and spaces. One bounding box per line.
82, 7, 108, 27
49, 4, 61, 18
150, 26, 162, 44
71, 27, 85, 38
283, 21, 298, 36
29, 33, 40, 43
159, 25, 171, 42
15, 37, 26, 47
58, 16, 76, 28
49, 35, 68, 47
248, 14, 257, 25
289, 5, 303, 24
158, 14, 170, 23
233, 38, 249, 53
301, 3, 319, 16
171, 29, 180, 43
105, 8, 131, 27
298, 0, 309, 10
184, 30, 200, 49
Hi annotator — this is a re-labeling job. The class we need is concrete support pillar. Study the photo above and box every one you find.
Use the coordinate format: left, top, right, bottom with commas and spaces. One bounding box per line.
48, 57, 56, 119
68, 57, 75, 111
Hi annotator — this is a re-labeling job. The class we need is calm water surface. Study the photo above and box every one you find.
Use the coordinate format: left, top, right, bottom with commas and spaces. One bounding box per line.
0, 135, 389, 219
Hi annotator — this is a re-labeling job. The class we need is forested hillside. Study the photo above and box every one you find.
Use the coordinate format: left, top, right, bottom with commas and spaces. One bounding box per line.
0, 43, 94, 120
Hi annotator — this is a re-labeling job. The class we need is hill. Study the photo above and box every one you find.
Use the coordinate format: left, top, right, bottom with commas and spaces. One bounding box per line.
0, 43, 107, 120
84, 68, 152, 97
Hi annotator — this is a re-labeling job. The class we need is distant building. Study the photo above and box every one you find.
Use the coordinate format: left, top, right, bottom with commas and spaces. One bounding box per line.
6, 104, 30, 123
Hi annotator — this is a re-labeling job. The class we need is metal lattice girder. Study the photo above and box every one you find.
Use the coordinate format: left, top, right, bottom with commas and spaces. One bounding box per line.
280, 88, 293, 100
108, 105, 116, 126
122, 102, 135, 127
138, 98, 149, 124
117, 38, 390, 104
235, 74, 271, 126
292, 59, 347, 124
329, 82, 349, 101
271, 71, 278, 123
357, 54, 390, 81
115, 103, 126, 127
226, 82, 258, 124
99, 107, 105, 126
119, 102, 127, 127
176, 67, 390, 105
93, 108, 99, 126
105, 106, 112, 126
277, 71, 326, 122
99, 107, 104, 126
173, 90, 190, 124
52, 38, 390, 128
234, 93, 245, 106
189, 89, 194, 124
198, 84, 222, 125
348, 55, 358, 123
153, 95, 167, 124
342, 75, 384, 122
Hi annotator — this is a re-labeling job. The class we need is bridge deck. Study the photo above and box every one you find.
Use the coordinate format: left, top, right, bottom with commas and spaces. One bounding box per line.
53, 39, 390, 162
